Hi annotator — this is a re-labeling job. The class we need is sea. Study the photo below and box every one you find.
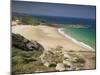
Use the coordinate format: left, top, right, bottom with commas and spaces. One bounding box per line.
13, 13, 96, 49
63, 28, 96, 49
36, 15, 96, 49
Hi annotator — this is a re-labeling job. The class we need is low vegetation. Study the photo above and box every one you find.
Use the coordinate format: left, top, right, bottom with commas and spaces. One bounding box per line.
12, 45, 95, 74
12, 16, 61, 28
12, 16, 44, 25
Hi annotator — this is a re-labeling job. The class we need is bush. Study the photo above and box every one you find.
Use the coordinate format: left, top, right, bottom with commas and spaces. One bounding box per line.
49, 64, 57, 67
12, 56, 24, 65
12, 47, 47, 74
12, 16, 43, 25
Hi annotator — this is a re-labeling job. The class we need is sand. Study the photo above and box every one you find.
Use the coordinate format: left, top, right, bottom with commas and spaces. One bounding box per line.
12, 25, 94, 51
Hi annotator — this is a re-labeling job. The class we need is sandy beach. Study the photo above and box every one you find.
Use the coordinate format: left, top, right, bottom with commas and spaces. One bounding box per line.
12, 25, 95, 51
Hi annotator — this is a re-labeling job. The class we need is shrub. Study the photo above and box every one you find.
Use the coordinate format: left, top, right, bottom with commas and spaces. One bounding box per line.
12, 16, 43, 25
49, 64, 57, 67
12, 46, 47, 74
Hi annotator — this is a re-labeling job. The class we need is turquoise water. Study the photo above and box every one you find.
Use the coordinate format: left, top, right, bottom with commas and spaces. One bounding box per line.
63, 28, 96, 49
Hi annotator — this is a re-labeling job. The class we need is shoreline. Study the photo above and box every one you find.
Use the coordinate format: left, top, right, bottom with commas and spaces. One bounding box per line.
12, 25, 95, 51
58, 28, 95, 51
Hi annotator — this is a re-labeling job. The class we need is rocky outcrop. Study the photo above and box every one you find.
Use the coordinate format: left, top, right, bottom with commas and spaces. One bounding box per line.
12, 33, 44, 54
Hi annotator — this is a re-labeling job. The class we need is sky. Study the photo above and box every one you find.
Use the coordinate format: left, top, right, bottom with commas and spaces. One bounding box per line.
12, 1, 96, 19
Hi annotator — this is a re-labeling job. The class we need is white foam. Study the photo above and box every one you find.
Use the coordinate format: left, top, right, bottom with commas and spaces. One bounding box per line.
58, 28, 95, 51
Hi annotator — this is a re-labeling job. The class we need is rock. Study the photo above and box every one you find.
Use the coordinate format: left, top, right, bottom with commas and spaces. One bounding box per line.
12, 33, 44, 55
63, 60, 73, 71
64, 54, 71, 59
44, 62, 50, 67
65, 67, 73, 71
56, 63, 65, 71
63, 60, 71, 66
75, 67, 80, 70
72, 57, 85, 63
40, 48, 64, 64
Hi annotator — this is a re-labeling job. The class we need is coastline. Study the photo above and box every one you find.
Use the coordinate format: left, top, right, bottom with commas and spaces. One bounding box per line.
12, 25, 95, 51
58, 28, 95, 51
12, 25, 96, 72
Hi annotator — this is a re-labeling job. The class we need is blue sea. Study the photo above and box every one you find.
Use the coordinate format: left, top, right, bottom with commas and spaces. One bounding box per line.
34, 15, 96, 49
33, 15, 96, 27
38, 16, 96, 49
13, 13, 96, 49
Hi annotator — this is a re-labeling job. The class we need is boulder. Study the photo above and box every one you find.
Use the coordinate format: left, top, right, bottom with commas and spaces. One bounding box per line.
44, 62, 50, 67
56, 63, 65, 71
12, 33, 44, 53
63, 60, 73, 70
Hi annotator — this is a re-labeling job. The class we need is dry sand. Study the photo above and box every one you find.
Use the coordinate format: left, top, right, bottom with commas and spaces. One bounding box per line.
12, 25, 94, 51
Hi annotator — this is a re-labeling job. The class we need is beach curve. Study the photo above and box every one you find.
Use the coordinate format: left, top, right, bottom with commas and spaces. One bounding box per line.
58, 28, 95, 51
12, 25, 95, 51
